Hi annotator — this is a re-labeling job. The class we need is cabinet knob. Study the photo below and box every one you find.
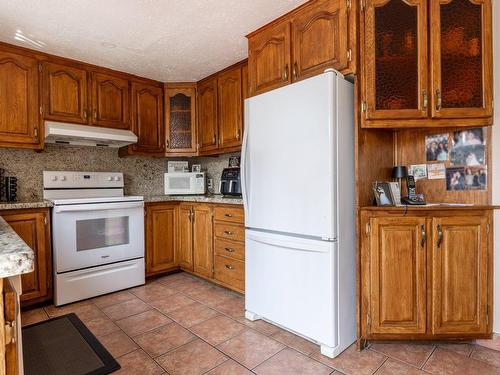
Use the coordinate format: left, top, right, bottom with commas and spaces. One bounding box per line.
422, 90, 428, 110
293, 62, 298, 80
83, 109, 88, 121
224, 213, 233, 218
283, 64, 289, 81
225, 247, 235, 253
224, 230, 233, 235
225, 264, 234, 270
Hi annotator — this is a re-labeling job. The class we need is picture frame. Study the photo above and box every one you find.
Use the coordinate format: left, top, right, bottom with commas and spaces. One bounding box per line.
191, 164, 202, 173
372, 182, 395, 206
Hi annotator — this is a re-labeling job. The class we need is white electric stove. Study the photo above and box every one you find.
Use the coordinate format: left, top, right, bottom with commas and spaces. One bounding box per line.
43, 171, 145, 306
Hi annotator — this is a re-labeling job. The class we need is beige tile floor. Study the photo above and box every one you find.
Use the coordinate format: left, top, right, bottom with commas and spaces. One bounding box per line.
21, 272, 500, 375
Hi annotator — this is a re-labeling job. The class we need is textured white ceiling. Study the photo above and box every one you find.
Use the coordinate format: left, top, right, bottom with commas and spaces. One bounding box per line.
0, 0, 306, 82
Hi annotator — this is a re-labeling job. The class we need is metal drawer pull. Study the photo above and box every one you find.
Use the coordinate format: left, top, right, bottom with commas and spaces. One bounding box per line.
421, 225, 427, 248
225, 247, 235, 253
225, 264, 234, 270
437, 224, 443, 248
224, 213, 233, 217
224, 230, 233, 235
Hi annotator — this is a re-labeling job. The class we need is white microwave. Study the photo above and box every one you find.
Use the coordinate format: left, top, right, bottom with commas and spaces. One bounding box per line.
164, 172, 206, 195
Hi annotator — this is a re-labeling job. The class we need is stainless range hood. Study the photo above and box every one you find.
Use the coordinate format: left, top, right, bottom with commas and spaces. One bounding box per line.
44, 121, 138, 148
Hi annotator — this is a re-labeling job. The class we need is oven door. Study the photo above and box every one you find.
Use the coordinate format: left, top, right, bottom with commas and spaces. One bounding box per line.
52, 201, 144, 273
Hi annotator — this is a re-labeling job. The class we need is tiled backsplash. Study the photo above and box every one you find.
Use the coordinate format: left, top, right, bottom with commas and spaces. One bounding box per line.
0, 144, 239, 201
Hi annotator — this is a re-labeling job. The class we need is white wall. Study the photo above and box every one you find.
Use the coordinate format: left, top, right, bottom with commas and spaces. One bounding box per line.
492, 0, 500, 333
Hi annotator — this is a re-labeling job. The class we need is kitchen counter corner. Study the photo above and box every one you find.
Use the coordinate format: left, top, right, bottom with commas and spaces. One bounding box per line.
0, 216, 35, 278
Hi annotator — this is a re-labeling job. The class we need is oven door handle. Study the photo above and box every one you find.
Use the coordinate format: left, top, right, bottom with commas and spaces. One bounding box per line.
54, 201, 144, 213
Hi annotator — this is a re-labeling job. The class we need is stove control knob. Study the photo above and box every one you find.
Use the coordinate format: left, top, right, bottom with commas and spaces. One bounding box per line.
107, 176, 114, 181
60, 176, 66, 181
51, 176, 58, 181
115, 176, 121, 181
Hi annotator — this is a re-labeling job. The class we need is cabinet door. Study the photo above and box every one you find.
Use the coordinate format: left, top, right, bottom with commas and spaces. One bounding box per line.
146, 204, 178, 275
193, 204, 214, 278
217, 67, 242, 150
430, 0, 492, 119
431, 216, 489, 334
165, 86, 197, 155
177, 204, 194, 271
0, 51, 40, 147
248, 20, 291, 96
363, 0, 428, 120
291, 0, 348, 81
91, 72, 130, 129
369, 217, 427, 335
42, 62, 89, 124
197, 78, 218, 153
3, 210, 51, 305
131, 82, 165, 155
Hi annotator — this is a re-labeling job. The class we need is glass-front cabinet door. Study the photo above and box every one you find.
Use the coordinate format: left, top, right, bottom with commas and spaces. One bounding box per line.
363, 0, 428, 120
430, 0, 492, 119
165, 85, 197, 155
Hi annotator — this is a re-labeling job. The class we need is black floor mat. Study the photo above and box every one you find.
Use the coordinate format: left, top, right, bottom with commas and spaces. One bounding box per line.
22, 313, 120, 375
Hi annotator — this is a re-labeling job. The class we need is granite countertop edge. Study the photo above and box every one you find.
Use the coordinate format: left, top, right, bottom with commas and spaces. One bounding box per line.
144, 195, 243, 205
0, 200, 53, 210
0, 217, 35, 278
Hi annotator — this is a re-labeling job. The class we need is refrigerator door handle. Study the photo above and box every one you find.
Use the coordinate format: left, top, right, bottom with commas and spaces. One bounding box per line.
241, 101, 250, 216
247, 232, 331, 253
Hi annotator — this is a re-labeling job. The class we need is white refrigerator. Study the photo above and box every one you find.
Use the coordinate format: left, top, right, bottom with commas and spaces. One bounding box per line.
242, 70, 356, 358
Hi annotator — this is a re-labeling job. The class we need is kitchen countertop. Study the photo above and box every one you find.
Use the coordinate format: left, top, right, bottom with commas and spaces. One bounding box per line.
144, 194, 243, 205
0, 200, 53, 210
0, 217, 35, 278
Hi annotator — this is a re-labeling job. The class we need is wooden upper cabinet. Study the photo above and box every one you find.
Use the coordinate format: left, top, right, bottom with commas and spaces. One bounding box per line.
369, 216, 427, 335
291, 0, 348, 81
146, 203, 178, 276
130, 82, 164, 155
177, 204, 194, 270
363, 0, 429, 121
217, 67, 243, 150
91, 72, 130, 129
430, 0, 493, 119
431, 215, 489, 334
42, 62, 89, 124
165, 85, 197, 155
198, 78, 218, 153
193, 204, 214, 278
2, 209, 51, 306
248, 20, 291, 96
0, 50, 40, 147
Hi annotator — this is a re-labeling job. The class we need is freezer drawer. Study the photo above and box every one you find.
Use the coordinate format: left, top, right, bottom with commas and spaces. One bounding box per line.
245, 229, 337, 347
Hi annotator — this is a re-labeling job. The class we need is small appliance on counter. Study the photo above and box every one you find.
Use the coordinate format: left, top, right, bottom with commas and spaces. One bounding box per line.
220, 168, 241, 197
164, 172, 206, 195
4, 177, 17, 202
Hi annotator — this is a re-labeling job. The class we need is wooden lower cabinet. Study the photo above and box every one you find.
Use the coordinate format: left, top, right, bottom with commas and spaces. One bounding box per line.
177, 204, 194, 271
360, 208, 492, 342
192, 204, 214, 278
146, 202, 245, 293
1, 209, 52, 307
431, 216, 489, 335
145, 203, 178, 276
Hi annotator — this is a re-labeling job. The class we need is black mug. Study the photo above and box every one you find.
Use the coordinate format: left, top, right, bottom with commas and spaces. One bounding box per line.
5, 176, 17, 202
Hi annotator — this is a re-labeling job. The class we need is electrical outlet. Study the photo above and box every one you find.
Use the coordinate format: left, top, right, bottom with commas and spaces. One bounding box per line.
207, 178, 213, 189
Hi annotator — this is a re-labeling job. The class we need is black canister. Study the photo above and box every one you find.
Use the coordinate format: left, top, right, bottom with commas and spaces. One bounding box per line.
5, 176, 17, 202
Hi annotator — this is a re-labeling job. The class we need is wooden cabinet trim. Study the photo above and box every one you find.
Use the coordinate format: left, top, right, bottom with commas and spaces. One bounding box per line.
91, 72, 130, 130
165, 84, 197, 155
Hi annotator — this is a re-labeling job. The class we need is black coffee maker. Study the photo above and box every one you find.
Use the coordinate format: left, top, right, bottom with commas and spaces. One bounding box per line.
219, 168, 241, 197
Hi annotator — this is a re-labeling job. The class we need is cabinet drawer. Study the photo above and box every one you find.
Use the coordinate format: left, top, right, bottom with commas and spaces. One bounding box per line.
214, 222, 245, 242
214, 206, 244, 223
215, 238, 245, 261
214, 255, 244, 291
